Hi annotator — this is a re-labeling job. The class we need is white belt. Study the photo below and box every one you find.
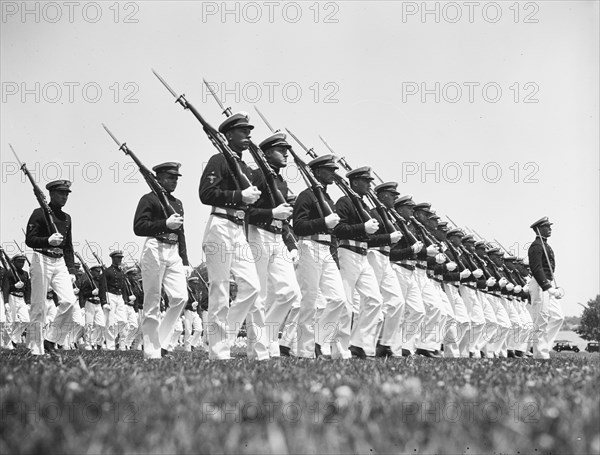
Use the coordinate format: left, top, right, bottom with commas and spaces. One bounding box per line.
212, 207, 245, 220
339, 239, 368, 249
301, 234, 332, 243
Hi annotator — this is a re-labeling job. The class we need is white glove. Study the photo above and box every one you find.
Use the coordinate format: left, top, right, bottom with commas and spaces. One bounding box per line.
73, 288, 79, 295
459, 269, 471, 280
92, 289, 99, 296
104, 304, 111, 311
324, 213, 340, 229
506, 283, 515, 292
70, 274, 77, 284
411, 241, 424, 254
272, 203, 293, 220
192, 301, 198, 311
523, 284, 530, 294
472, 269, 484, 279
364, 219, 379, 235
514, 285, 522, 294
389, 231, 402, 244
426, 245, 439, 257
241, 186, 261, 204
129, 295, 136, 302
555, 287, 565, 299
166, 214, 184, 230
498, 277, 508, 288
486, 277, 496, 288
184, 265, 193, 278
14, 281, 24, 289
445, 260, 457, 271
48, 233, 64, 246
547, 287, 559, 297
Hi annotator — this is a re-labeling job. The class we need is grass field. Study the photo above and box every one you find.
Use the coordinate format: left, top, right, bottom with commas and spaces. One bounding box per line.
1, 347, 598, 455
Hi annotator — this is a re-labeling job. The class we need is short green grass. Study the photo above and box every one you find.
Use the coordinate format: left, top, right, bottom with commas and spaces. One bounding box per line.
1, 348, 598, 454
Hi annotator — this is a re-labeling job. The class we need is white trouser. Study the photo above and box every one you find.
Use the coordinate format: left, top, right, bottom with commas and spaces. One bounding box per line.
296, 239, 347, 359
121, 305, 139, 349
167, 316, 184, 351
529, 280, 564, 359
0, 293, 11, 349
28, 252, 76, 355
443, 284, 470, 357
8, 294, 30, 344
516, 300, 534, 352
84, 301, 105, 346
280, 299, 300, 353
367, 250, 404, 351
338, 248, 383, 354
183, 309, 203, 351
502, 297, 524, 351
413, 269, 444, 352
478, 291, 498, 355
66, 305, 85, 347
104, 292, 127, 350
391, 264, 426, 354
247, 226, 301, 358
459, 285, 486, 356
485, 294, 511, 356
203, 215, 263, 360
141, 238, 187, 359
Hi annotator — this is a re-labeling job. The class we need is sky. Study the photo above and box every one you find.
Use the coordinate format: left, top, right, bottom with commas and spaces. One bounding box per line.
1, 1, 598, 316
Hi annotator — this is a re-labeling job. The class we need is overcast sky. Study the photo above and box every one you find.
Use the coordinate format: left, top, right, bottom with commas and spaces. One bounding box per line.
1, 1, 598, 316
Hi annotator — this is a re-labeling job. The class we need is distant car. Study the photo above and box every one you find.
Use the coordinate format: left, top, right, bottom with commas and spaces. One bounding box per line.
585, 341, 599, 353
553, 340, 580, 353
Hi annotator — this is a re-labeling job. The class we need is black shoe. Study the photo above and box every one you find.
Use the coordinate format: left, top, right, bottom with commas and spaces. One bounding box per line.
349, 345, 367, 359
401, 348, 412, 357
11, 341, 17, 348
515, 350, 525, 358
161, 348, 174, 359
279, 345, 291, 357
415, 348, 441, 358
314, 343, 330, 359
469, 352, 475, 358
376, 344, 393, 358
480, 350, 486, 358
507, 350, 516, 358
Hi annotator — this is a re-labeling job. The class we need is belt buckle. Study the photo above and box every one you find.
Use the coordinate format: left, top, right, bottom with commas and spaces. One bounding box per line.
235, 210, 245, 220
271, 219, 283, 229
167, 233, 178, 241
48, 247, 61, 255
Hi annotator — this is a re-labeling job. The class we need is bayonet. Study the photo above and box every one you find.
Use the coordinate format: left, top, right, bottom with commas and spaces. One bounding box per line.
203, 78, 232, 117
253, 106, 276, 133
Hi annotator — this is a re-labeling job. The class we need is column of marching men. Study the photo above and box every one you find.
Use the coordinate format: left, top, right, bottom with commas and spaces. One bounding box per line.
0, 112, 566, 360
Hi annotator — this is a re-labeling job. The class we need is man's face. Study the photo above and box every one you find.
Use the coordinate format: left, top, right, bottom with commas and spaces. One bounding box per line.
265, 146, 289, 169
314, 167, 336, 185
378, 191, 395, 209
490, 254, 503, 267
157, 173, 179, 193
14, 259, 25, 271
396, 205, 413, 219
464, 242, 476, 253
538, 224, 552, 238
92, 269, 102, 279
448, 235, 462, 247
351, 178, 372, 196
226, 127, 252, 152
112, 256, 123, 267
49, 190, 69, 208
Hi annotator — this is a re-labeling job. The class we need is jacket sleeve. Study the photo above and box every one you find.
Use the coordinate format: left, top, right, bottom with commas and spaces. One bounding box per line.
199, 153, 243, 206
292, 190, 327, 236
333, 197, 365, 240
528, 242, 552, 290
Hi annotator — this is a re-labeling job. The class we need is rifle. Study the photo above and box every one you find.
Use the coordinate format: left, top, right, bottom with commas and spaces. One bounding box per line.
74, 251, 98, 292
289, 133, 371, 223
10, 144, 58, 233
102, 124, 177, 219
152, 70, 251, 190
283, 128, 334, 217
204, 80, 286, 210
410, 216, 441, 249
13, 241, 31, 266
0, 246, 21, 284
86, 241, 106, 273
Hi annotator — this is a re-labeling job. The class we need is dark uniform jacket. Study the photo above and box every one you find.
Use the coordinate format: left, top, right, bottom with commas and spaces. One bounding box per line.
26, 202, 76, 273
199, 152, 253, 210
292, 186, 337, 237
133, 192, 189, 266
2, 268, 31, 304
79, 274, 103, 307
528, 236, 555, 291
101, 265, 130, 305
248, 167, 296, 251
